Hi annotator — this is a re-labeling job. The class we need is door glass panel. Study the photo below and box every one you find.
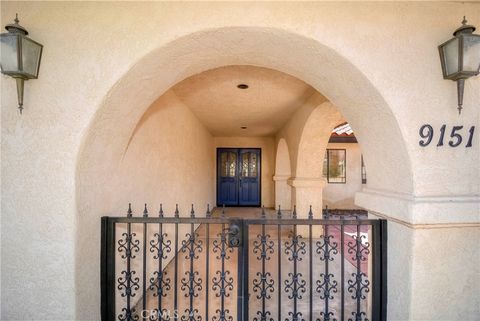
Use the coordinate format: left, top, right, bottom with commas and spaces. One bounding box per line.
242, 152, 249, 177
221, 152, 237, 177
228, 152, 236, 177
250, 153, 257, 177
221, 152, 228, 177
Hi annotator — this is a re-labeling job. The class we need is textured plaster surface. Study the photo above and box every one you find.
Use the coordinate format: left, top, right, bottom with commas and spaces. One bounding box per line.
409, 227, 480, 320
172, 65, 314, 137
213, 136, 275, 207
75, 90, 215, 321
0, 2, 478, 320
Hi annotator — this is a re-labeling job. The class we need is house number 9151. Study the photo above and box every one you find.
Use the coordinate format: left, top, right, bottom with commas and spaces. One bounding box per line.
419, 125, 475, 147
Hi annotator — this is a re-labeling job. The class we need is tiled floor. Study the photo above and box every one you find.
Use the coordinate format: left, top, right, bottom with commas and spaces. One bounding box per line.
130, 207, 372, 320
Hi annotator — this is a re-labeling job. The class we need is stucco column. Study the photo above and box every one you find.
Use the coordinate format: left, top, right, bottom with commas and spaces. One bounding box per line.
288, 177, 326, 218
273, 175, 292, 210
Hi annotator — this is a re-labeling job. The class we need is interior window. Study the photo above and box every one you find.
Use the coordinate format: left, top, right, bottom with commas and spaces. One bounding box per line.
322, 149, 346, 183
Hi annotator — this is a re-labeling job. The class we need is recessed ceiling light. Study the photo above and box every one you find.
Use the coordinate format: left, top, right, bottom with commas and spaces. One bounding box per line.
237, 84, 249, 89
241, 126, 248, 130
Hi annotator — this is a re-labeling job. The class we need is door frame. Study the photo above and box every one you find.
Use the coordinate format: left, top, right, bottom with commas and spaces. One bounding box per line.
216, 147, 262, 207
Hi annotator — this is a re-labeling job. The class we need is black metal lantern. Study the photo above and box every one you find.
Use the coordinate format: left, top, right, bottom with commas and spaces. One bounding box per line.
439, 17, 480, 114
0, 14, 43, 114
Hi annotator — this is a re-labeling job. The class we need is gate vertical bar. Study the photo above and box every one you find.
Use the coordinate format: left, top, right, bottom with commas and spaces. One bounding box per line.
340, 224, 345, 321
355, 223, 361, 319
101, 217, 116, 321
126, 211, 133, 318
371, 220, 388, 321
174, 205, 179, 321
371, 221, 380, 321
261, 223, 266, 318
221, 223, 226, 317
189, 209, 194, 317
238, 220, 249, 321
158, 205, 164, 319
205, 206, 211, 321
293, 221, 298, 320
308, 209, 313, 321
324, 216, 331, 319
381, 220, 388, 321
277, 208, 282, 321
142, 205, 148, 321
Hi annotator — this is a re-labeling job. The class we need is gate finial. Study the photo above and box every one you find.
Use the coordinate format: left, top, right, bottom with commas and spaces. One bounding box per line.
292, 205, 297, 219
175, 204, 179, 218
191, 204, 195, 218
159, 204, 164, 218
206, 204, 211, 218
143, 204, 148, 217
308, 205, 313, 220
261, 205, 266, 218
324, 205, 330, 220
277, 205, 282, 219
127, 203, 133, 218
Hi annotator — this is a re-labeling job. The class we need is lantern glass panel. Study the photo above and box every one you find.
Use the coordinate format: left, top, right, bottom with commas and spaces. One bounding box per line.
462, 34, 480, 73
21, 37, 42, 78
442, 37, 459, 76
0, 34, 19, 73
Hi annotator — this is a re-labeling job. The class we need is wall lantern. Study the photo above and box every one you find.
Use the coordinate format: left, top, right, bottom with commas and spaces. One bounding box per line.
0, 14, 43, 114
438, 17, 480, 114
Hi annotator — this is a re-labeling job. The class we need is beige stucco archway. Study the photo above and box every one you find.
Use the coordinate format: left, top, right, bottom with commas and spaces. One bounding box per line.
75, 27, 413, 318
287, 101, 345, 215
295, 102, 343, 179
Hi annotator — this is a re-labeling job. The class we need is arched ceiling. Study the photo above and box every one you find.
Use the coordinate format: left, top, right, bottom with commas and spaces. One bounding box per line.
172, 65, 316, 136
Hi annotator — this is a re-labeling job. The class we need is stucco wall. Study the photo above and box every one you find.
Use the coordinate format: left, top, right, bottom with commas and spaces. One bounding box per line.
114, 90, 215, 210
323, 143, 363, 209
75, 90, 215, 320
213, 136, 275, 208
276, 93, 327, 178
0, 2, 478, 320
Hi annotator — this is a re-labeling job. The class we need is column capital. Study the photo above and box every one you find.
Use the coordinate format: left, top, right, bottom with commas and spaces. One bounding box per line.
273, 174, 290, 181
287, 177, 327, 188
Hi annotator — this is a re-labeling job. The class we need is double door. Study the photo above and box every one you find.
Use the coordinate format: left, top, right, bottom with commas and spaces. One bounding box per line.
217, 148, 261, 206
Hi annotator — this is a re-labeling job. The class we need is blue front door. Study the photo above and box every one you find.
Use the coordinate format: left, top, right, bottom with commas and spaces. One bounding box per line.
217, 148, 261, 206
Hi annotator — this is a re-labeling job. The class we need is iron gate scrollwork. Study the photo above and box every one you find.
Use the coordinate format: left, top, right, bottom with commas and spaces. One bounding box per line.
101, 205, 387, 321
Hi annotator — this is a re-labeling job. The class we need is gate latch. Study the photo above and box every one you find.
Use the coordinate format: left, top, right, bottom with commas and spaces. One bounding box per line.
226, 220, 243, 247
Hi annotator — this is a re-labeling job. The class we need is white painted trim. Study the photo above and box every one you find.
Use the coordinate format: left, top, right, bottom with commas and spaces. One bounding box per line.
355, 188, 480, 225
369, 211, 480, 229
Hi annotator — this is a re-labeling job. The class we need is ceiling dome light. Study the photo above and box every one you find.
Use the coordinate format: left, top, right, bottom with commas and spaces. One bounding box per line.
237, 84, 249, 89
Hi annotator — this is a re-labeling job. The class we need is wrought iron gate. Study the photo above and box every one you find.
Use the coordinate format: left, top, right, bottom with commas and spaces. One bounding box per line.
101, 205, 387, 321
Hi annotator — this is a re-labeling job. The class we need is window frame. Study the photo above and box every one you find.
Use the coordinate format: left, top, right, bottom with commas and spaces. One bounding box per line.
323, 148, 347, 184
361, 154, 367, 184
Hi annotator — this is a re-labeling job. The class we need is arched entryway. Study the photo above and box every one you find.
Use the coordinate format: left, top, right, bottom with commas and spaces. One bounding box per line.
75, 27, 413, 319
